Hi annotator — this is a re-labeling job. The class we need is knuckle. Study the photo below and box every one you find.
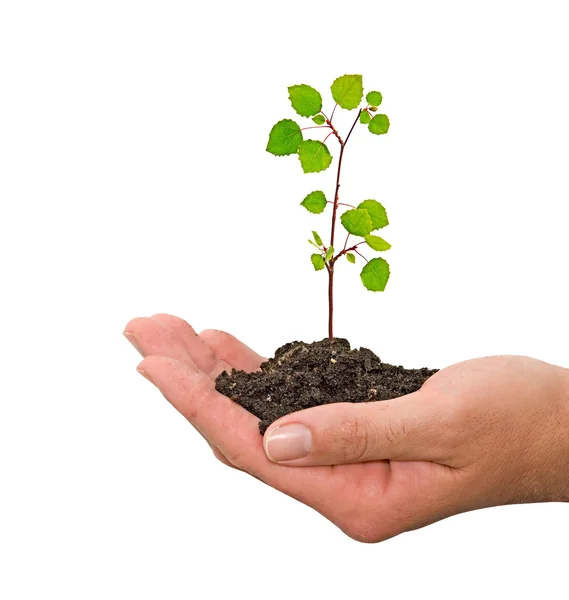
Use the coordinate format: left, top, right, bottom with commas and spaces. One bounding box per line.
150, 312, 171, 321
337, 412, 376, 462
214, 450, 241, 471
199, 328, 219, 337
223, 447, 261, 476
199, 328, 226, 344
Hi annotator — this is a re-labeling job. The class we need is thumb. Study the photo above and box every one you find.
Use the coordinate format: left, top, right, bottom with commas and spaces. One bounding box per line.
263, 391, 454, 466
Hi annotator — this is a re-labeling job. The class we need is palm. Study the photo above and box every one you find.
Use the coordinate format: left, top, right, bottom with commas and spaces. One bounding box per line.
125, 314, 451, 541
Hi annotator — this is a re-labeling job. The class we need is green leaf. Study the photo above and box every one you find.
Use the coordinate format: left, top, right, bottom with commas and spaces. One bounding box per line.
365, 235, 391, 251
361, 257, 390, 291
308, 239, 320, 248
368, 114, 390, 135
366, 91, 383, 106
359, 111, 371, 124
311, 254, 325, 271
340, 208, 373, 237
297, 140, 333, 173
266, 119, 303, 155
330, 74, 363, 110
357, 200, 388, 230
301, 190, 327, 214
312, 230, 323, 246
312, 114, 326, 125
325, 246, 334, 261
346, 253, 356, 264
288, 84, 323, 117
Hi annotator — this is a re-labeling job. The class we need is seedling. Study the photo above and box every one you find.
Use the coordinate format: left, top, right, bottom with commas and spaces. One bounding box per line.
266, 75, 391, 339
217, 82, 435, 432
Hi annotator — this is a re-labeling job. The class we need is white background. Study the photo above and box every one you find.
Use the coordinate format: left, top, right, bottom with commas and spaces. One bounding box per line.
1, 1, 568, 598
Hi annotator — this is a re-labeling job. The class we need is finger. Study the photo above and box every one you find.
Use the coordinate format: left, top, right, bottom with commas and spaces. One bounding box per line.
199, 329, 265, 373
136, 355, 275, 478
136, 355, 341, 508
124, 315, 231, 378
262, 393, 456, 467
207, 441, 242, 471
149, 314, 232, 377
126, 318, 228, 450
124, 316, 191, 363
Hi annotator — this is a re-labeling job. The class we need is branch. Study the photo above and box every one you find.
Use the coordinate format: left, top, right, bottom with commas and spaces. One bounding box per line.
301, 125, 331, 131
330, 103, 338, 123
332, 241, 365, 265
327, 201, 356, 209
326, 119, 343, 146
344, 109, 362, 146
328, 109, 364, 267
323, 131, 334, 145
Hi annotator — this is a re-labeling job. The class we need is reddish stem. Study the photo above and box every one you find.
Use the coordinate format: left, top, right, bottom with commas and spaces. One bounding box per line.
327, 201, 357, 208
331, 241, 365, 265
322, 131, 334, 145
301, 125, 331, 131
327, 109, 362, 339
326, 119, 343, 146
330, 103, 338, 123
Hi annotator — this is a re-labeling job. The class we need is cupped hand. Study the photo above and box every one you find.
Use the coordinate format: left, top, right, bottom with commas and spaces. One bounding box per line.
124, 314, 569, 542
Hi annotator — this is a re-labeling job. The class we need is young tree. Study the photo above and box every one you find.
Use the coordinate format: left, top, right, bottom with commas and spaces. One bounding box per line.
267, 75, 391, 339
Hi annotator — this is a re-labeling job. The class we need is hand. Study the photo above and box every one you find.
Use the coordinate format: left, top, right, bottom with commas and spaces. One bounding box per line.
124, 314, 569, 542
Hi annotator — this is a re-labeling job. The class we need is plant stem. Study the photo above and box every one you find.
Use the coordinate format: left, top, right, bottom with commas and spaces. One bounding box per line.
330, 103, 338, 123
327, 143, 344, 339
327, 201, 356, 208
322, 131, 334, 145
326, 109, 362, 340
301, 125, 330, 131
334, 241, 364, 262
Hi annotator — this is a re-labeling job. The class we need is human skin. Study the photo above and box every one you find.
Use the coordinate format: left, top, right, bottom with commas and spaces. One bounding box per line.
124, 314, 569, 543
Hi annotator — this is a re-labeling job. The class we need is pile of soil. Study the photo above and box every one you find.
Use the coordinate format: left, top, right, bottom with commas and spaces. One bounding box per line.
215, 338, 438, 434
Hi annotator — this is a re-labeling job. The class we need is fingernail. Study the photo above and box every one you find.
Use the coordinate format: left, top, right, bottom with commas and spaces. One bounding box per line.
123, 331, 143, 355
264, 424, 312, 462
136, 368, 153, 383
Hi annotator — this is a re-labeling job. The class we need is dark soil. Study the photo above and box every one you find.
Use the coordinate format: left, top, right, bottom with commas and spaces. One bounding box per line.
215, 338, 438, 435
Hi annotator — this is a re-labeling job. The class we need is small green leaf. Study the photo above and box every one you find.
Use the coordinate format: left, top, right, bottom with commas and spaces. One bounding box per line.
312, 114, 326, 125
365, 235, 391, 251
266, 119, 303, 155
325, 246, 334, 261
308, 239, 319, 248
311, 254, 325, 271
288, 84, 323, 117
361, 257, 390, 291
366, 91, 383, 106
346, 253, 356, 264
340, 208, 373, 237
331, 74, 363, 110
312, 230, 323, 246
368, 114, 390, 135
359, 111, 371, 124
301, 190, 327, 214
297, 140, 333, 173
357, 200, 388, 230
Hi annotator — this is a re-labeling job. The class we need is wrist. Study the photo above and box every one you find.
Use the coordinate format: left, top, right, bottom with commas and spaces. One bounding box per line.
555, 368, 569, 502
545, 367, 569, 503
512, 365, 569, 505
